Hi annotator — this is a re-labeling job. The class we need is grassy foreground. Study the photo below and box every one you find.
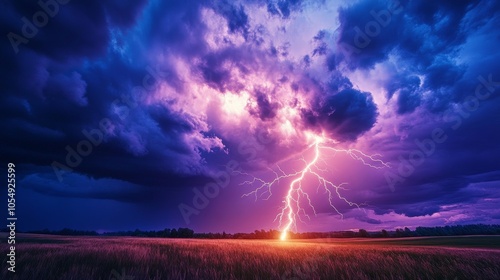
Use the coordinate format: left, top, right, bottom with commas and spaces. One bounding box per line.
2, 234, 500, 279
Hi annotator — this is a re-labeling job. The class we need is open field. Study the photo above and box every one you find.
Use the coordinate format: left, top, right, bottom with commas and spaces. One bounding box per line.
2, 234, 500, 280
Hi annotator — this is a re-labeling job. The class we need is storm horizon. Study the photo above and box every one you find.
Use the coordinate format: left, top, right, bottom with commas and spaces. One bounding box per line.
1, 0, 500, 234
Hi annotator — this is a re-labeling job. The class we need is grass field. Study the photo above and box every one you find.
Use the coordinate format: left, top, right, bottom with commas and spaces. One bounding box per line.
2, 234, 500, 279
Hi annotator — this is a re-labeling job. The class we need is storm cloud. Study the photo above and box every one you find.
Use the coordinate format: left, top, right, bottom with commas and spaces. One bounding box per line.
1, 0, 499, 232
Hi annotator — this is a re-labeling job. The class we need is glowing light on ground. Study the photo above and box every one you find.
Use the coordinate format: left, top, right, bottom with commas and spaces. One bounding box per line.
240, 132, 389, 241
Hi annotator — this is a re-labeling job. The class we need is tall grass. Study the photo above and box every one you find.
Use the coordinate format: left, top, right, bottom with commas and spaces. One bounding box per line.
2, 235, 500, 279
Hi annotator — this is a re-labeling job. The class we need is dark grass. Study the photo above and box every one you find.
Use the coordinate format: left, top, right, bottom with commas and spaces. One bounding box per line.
2, 234, 500, 280
354, 235, 500, 249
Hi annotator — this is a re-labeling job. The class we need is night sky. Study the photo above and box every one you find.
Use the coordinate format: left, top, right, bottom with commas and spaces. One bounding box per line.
1, 0, 500, 234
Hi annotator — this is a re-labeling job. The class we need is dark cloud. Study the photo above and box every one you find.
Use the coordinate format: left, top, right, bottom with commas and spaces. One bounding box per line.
0, 0, 222, 189
197, 47, 265, 92
327, 73, 353, 93
43, 72, 88, 106
252, 90, 279, 120
141, 0, 207, 55
265, 0, 303, 18
1, 1, 116, 61
336, 0, 499, 115
102, 0, 148, 27
396, 88, 421, 114
336, 0, 486, 70
303, 88, 378, 141
405, 0, 479, 38
373, 171, 500, 218
266, 2, 280, 16
354, 214, 383, 224
199, 54, 231, 91
384, 74, 422, 114
371, 96, 500, 216
423, 59, 465, 91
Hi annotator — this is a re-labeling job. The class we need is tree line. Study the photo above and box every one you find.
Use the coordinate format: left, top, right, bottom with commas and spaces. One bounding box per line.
5, 224, 500, 239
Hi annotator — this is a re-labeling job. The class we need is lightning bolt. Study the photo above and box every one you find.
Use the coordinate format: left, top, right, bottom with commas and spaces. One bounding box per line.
239, 133, 389, 241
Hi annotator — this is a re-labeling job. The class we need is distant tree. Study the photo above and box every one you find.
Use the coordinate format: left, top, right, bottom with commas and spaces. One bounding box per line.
358, 229, 369, 237
381, 229, 389, 238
